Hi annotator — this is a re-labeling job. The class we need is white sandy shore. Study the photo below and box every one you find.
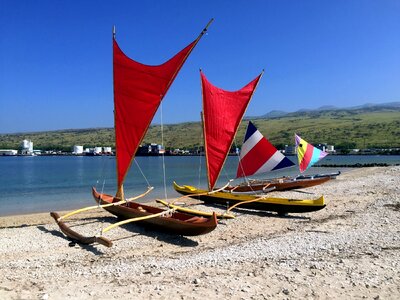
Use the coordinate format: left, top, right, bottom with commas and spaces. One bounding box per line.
0, 166, 399, 299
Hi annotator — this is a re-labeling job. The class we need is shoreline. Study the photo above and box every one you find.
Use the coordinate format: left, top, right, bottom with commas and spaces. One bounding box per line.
1, 166, 399, 299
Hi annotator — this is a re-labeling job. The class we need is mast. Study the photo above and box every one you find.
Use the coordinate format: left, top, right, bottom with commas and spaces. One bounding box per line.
199, 68, 210, 191
112, 25, 125, 200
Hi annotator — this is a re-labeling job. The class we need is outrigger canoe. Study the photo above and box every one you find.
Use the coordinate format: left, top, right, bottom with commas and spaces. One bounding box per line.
50, 21, 218, 247
224, 172, 340, 194
173, 182, 326, 214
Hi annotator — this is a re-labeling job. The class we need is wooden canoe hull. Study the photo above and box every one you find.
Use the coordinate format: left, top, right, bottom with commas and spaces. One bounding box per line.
92, 187, 217, 236
226, 172, 340, 193
173, 182, 326, 214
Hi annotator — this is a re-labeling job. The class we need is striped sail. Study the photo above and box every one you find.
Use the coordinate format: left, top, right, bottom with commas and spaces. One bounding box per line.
236, 121, 295, 178
295, 134, 328, 173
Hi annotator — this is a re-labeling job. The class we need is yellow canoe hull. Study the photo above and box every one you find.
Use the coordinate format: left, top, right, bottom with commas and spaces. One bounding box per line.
173, 182, 326, 214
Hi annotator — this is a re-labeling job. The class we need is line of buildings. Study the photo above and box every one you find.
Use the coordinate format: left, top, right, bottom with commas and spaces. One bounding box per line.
0, 140, 348, 157
2, 139, 398, 157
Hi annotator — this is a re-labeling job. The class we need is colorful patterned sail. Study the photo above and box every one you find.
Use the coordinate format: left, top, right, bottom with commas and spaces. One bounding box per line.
295, 134, 328, 173
202, 71, 263, 190
236, 121, 295, 178
113, 33, 202, 189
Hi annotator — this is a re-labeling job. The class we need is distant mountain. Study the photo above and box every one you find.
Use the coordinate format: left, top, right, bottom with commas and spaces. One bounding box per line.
317, 105, 338, 111
251, 110, 288, 119
252, 101, 400, 119
349, 102, 400, 110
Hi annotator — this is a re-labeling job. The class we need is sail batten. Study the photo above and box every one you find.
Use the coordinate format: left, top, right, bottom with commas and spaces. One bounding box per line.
202, 72, 263, 191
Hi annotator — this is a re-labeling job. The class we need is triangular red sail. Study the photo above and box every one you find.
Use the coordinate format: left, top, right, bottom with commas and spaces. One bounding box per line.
114, 38, 198, 187
202, 71, 263, 190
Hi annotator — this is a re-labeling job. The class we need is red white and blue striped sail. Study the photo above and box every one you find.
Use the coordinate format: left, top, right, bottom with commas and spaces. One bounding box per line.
236, 121, 295, 178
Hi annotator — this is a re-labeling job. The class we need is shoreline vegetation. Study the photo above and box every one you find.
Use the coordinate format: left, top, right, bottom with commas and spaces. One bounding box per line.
1, 166, 399, 299
1, 108, 399, 152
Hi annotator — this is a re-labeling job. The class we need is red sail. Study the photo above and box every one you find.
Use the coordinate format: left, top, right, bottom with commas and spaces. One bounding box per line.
114, 38, 197, 187
201, 71, 263, 190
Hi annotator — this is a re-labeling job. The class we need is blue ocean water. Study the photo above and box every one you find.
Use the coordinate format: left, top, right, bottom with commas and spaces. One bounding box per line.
0, 155, 399, 216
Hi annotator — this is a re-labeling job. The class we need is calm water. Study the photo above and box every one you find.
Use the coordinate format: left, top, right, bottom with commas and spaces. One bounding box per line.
0, 155, 399, 216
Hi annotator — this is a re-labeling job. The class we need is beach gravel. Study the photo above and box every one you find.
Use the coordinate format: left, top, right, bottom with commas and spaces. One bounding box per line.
0, 166, 399, 299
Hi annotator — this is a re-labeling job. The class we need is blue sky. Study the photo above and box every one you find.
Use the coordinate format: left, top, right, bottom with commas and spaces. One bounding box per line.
0, 0, 399, 133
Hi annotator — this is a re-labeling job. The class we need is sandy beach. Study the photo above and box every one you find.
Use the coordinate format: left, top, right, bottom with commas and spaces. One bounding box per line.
0, 166, 399, 299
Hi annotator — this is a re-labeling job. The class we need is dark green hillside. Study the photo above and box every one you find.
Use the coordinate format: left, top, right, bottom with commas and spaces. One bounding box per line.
1, 109, 399, 151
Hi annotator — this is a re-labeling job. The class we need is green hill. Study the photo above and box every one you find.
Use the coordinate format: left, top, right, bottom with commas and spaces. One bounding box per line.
1, 108, 399, 151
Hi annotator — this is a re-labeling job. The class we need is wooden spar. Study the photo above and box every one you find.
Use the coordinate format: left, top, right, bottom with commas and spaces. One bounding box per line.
101, 208, 177, 233
209, 180, 233, 194
226, 195, 268, 212
227, 186, 276, 195
201, 18, 214, 36
200, 86, 211, 191
156, 199, 235, 219
57, 186, 154, 221
125, 186, 154, 201
223, 180, 272, 212
116, 184, 125, 201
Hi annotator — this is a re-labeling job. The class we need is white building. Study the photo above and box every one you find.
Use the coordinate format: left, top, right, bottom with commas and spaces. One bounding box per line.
103, 147, 112, 154
72, 145, 84, 155
326, 145, 336, 154
0, 149, 18, 156
20, 140, 34, 155
94, 147, 102, 154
